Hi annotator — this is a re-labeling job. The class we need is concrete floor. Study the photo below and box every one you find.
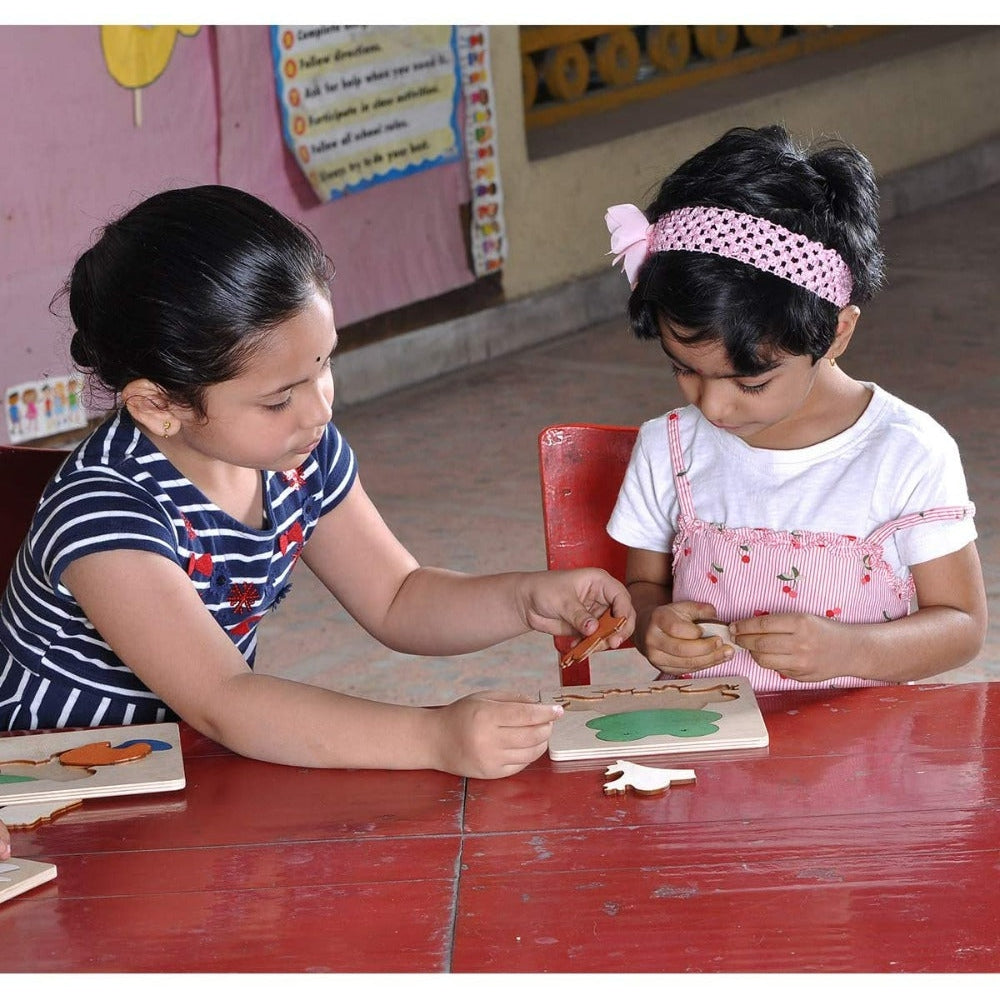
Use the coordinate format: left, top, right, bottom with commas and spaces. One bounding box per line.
256, 183, 1000, 705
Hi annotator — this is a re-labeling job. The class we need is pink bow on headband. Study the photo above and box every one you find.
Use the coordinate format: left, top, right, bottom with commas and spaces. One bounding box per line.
605, 204, 652, 288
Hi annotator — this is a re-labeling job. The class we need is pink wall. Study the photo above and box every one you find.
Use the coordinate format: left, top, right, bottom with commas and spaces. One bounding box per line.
0, 25, 474, 443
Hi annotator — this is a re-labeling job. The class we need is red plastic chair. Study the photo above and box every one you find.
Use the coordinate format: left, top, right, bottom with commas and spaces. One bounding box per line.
0, 445, 67, 588
538, 423, 638, 685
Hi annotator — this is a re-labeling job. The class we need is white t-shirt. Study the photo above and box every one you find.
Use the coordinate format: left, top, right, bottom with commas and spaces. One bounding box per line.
607, 383, 976, 579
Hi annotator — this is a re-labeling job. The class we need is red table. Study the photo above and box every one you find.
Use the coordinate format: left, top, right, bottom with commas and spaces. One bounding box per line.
3, 681, 999, 973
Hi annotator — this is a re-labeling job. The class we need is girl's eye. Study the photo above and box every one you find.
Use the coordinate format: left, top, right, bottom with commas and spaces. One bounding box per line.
669, 363, 694, 378
736, 381, 769, 395
265, 396, 293, 412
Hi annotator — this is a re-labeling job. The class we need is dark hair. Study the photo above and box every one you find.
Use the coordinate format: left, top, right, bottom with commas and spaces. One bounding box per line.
628, 125, 885, 372
60, 185, 333, 415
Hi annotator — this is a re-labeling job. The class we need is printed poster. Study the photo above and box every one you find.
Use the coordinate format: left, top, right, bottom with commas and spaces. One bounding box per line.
6, 375, 88, 444
272, 25, 462, 201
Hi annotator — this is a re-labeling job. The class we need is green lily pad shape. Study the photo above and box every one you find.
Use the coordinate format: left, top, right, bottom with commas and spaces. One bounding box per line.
586, 708, 723, 742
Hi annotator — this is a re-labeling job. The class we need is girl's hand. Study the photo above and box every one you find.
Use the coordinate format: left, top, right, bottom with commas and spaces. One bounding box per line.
430, 692, 564, 779
639, 601, 735, 676
730, 612, 856, 682
0, 820, 10, 861
516, 569, 635, 648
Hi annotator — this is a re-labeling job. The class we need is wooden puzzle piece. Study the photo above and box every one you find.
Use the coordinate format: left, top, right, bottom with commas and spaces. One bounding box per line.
1, 740, 154, 784
560, 609, 628, 670
698, 620, 734, 645
0, 758, 94, 783
0, 857, 58, 904
603, 759, 696, 797
58, 741, 153, 767
544, 678, 769, 762
0, 798, 83, 830
0, 723, 185, 807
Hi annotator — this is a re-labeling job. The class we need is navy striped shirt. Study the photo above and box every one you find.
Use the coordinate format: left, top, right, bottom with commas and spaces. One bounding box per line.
0, 409, 356, 730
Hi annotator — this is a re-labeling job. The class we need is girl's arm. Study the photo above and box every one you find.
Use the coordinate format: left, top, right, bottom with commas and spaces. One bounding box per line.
624, 547, 730, 672
0, 820, 10, 860
62, 547, 561, 776
731, 542, 988, 682
855, 542, 987, 680
301, 478, 633, 654
59, 475, 632, 775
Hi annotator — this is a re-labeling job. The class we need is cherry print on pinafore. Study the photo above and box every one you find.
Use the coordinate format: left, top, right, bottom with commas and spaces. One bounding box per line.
663, 410, 974, 692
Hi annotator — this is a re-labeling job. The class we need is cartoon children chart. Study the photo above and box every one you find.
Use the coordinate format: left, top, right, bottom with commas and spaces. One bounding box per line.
21, 387, 38, 437
66, 377, 83, 423
4, 376, 89, 443
6, 391, 20, 440
52, 380, 67, 428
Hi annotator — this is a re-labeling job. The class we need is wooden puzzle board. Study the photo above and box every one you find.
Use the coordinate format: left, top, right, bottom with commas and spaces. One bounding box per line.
0, 722, 185, 806
0, 857, 58, 904
542, 678, 769, 762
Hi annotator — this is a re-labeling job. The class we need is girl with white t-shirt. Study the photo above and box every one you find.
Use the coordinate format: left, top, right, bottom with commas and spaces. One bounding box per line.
605, 125, 986, 691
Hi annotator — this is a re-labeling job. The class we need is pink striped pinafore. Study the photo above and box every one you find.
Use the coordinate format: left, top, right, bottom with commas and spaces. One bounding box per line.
665, 411, 974, 691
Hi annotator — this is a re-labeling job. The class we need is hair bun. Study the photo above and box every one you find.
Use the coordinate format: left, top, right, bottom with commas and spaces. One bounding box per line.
69, 328, 93, 369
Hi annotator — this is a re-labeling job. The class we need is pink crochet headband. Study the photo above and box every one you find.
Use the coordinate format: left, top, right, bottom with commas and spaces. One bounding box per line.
606, 203, 854, 307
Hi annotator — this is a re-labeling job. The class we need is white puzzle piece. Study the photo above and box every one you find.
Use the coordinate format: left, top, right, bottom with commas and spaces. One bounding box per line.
603, 759, 696, 796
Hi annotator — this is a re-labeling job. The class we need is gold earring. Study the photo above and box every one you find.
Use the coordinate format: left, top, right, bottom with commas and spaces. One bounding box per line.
828, 357, 838, 368
162, 421, 172, 437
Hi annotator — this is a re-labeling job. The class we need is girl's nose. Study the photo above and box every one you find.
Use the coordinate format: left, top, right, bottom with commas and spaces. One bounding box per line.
696, 379, 730, 423
304, 381, 333, 427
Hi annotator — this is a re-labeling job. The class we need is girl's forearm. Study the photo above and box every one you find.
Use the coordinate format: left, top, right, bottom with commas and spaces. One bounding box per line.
195, 672, 442, 769
369, 565, 630, 656
372, 567, 531, 654
843, 605, 986, 682
626, 580, 673, 657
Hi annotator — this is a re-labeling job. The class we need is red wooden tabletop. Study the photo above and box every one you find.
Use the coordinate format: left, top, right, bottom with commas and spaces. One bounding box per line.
3, 681, 999, 973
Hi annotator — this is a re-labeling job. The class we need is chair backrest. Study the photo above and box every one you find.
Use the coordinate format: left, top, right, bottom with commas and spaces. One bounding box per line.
538, 423, 638, 685
0, 445, 68, 589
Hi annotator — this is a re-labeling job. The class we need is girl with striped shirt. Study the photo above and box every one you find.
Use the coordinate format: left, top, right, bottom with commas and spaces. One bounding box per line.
604, 125, 985, 690
0, 186, 633, 778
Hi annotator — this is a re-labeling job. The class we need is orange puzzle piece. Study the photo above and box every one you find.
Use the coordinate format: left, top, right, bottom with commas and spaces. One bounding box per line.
560, 609, 628, 671
58, 741, 153, 767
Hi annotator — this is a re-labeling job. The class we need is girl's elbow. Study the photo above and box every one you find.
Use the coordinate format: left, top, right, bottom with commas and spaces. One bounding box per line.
955, 604, 988, 665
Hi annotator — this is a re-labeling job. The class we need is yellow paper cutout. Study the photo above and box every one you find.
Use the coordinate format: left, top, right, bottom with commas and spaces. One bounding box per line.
101, 25, 201, 126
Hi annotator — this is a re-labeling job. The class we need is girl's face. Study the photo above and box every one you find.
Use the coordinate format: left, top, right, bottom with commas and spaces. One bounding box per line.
182, 289, 337, 470
658, 321, 830, 449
